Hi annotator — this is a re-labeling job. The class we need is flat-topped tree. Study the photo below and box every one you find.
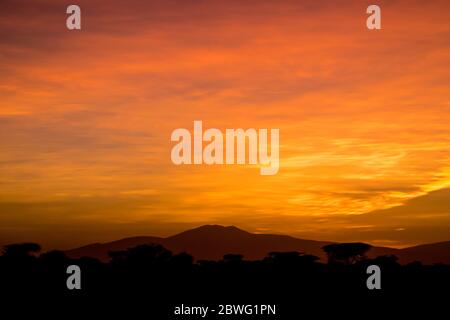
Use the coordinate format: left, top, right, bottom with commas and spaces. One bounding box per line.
322, 243, 372, 265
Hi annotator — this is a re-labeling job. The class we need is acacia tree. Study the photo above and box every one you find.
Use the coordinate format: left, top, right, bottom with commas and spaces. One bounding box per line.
2, 243, 41, 258
322, 243, 372, 265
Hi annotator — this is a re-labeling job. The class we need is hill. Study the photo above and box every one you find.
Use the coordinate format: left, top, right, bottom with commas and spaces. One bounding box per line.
65, 225, 450, 264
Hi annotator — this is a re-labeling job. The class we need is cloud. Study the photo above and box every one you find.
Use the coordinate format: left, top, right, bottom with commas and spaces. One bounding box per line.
0, 0, 449, 248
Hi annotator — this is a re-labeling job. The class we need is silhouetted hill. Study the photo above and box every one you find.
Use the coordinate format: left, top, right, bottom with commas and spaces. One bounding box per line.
342, 188, 450, 245
395, 241, 450, 264
163, 225, 332, 260
65, 225, 450, 264
65, 236, 163, 261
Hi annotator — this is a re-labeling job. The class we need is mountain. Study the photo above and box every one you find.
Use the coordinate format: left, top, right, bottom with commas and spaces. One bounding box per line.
162, 225, 332, 261
65, 225, 450, 264
65, 225, 331, 262
394, 241, 450, 264
346, 188, 450, 245
65, 236, 163, 262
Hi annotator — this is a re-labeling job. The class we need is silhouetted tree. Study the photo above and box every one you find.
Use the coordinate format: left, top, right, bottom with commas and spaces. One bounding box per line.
322, 243, 372, 265
0, 238, 447, 316
1, 243, 42, 292
171, 252, 194, 268
109, 244, 173, 272
266, 251, 318, 264
2, 242, 41, 258
39, 250, 68, 264
223, 253, 244, 263
368, 255, 400, 269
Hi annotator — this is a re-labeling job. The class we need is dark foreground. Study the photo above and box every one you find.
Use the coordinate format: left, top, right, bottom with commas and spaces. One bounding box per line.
1, 243, 448, 318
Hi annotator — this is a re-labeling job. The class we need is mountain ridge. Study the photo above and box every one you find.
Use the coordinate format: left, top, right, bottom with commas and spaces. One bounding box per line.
65, 225, 450, 264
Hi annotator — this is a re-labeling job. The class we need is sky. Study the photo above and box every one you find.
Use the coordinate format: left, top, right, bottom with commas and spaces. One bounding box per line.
0, 0, 449, 250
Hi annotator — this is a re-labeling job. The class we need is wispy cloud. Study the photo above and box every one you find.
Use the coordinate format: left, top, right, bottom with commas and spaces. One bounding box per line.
0, 0, 449, 248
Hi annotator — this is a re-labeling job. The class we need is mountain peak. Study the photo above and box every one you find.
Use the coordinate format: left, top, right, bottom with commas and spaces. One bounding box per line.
65, 225, 450, 265
196, 225, 246, 232
168, 225, 250, 239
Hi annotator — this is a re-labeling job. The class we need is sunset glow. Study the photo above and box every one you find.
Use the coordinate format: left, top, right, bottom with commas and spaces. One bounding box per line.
1, 0, 449, 249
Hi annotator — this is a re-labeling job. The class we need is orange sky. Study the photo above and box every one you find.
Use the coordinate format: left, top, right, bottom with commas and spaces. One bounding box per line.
1, 0, 449, 249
